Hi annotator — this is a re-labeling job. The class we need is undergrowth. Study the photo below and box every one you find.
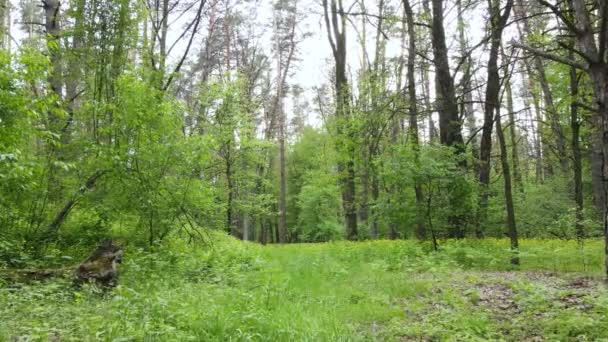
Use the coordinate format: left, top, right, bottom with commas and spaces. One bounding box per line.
1, 234, 607, 341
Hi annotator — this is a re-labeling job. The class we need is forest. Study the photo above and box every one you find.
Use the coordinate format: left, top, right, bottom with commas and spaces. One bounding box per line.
2, 0, 608, 339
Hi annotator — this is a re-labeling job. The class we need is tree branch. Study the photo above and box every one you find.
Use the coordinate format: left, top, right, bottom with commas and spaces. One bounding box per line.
510, 42, 588, 70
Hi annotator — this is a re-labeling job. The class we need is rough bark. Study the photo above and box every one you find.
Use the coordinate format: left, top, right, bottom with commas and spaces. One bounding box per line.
478, 0, 512, 237
430, 0, 467, 238
456, 0, 478, 157
570, 61, 584, 240
505, 75, 523, 191
0, 0, 7, 49
496, 107, 519, 265
430, 0, 464, 150
323, 0, 357, 240
43, 0, 62, 99
403, 0, 426, 240
75, 240, 123, 287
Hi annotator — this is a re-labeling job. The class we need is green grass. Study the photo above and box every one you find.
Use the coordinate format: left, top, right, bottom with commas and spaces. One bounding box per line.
1, 236, 608, 341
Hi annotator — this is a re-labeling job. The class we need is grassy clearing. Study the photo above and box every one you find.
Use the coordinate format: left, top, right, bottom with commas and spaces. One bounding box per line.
1, 236, 607, 341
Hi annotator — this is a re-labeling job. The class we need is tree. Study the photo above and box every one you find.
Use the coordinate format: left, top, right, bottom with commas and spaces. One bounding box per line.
478, 0, 513, 237
514, 0, 608, 278
323, 0, 357, 240
403, 0, 426, 240
430, 0, 464, 150
273, 0, 300, 243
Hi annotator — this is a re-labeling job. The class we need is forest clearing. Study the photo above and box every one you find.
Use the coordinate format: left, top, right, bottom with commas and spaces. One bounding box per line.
3, 0, 608, 340
2, 236, 608, 341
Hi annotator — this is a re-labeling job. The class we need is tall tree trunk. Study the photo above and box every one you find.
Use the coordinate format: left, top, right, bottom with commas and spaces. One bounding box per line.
403, 0, 426, 240
226, 146, 235, 235
0, 0, 7, 50
502, 46, 523, 191
43, 0, 62, 99
496, 107, 519, 265
517, 0, 608, 279
431, 0, 467, 238
505, 75, 523, 191
323, 0, 357, 240
478, 0, 512, 238
570, 62, 584, 240
430, 0, 464, 150
456, 0, 478, 156
370, 173, 379, 239
274, 12, 287, 243
535, 57, 569, 174
158, 0, 169, 86
420, 0, 437, 142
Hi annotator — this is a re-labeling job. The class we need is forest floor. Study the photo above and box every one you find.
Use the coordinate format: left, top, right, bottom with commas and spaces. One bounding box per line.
1, 235, 608, 341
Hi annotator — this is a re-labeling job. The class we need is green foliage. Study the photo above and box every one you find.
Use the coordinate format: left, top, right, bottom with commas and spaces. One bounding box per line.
377, 143, 477, 238
287, 128, 342, 242
1, 237, 607, 340
296, 170, 343, 242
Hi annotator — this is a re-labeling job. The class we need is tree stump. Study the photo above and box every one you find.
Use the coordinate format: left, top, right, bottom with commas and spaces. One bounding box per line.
74, 239, 123, 287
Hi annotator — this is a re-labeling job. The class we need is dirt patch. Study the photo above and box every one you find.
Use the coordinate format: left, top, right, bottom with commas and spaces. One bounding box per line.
567, 276, 594, 289
475, 282, 520, 314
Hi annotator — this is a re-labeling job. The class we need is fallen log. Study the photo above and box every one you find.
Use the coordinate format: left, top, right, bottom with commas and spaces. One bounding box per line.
1, 239, 124, 287
74, 239, 123, 287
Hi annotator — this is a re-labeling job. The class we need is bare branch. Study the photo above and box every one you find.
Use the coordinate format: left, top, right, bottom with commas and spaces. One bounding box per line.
510, 42, 588, 70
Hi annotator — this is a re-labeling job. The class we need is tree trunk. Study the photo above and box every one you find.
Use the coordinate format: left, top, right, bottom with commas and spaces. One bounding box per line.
570, 63, 584, 240
535, 57, 569, 174
0, 0, 7, 49
43, 0, 62, 99
505, 75, 523, 191
323, 0, 358, 240
496, 107, 519, 265
457, 0, 478, 158
403, 0, 426, 240
478, 0, 512, 238
44, 170, 107, 242
430, 0, 464, 150
514, 1, 546, 183
273, 10, 287, 244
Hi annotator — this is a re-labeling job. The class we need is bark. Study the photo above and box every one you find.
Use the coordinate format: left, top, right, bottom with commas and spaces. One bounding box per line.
570, 62, 584, 240
478, 0, 512, 238
323, 0, 358, 240
536, 57, 569, 174
0, 0, 7, 49
418, 0, 439, 143
226, 145, 235, 235
260, 220, 268, 245
274, 11, 287, 243
430, 0, 464, 150
419, 0, 437, 142
274, 1, 299, 243
43, 0, 62, 99
505, 76, 523, 191
158, 0, 169, 85
456, 0, 478, 157
403, 0, 426, 240
431, 0, 467, 238
75, 240, 123, 287
496, 107, 519, 265
370, 173, 379, 239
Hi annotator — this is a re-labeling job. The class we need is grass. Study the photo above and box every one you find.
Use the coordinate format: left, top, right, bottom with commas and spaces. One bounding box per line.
1, 235, 608, 341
